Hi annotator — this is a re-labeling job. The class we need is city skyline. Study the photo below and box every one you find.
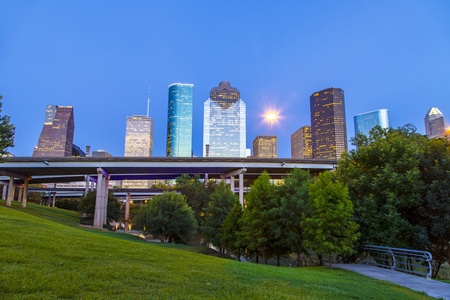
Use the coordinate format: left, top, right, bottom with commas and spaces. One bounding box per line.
1, 2, 449, 158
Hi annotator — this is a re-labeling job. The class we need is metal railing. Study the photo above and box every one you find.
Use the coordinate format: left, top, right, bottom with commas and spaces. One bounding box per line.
363, 245, 433, 279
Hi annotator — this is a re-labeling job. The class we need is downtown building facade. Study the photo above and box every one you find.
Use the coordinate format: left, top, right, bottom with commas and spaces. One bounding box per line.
253, 135, 277, 158
33, 105, 74, 157
354, 109, 390, 137
310, 88, 347, 160
424, 107, 446, 139
203, 81, 246, 157
123, 115, 154, 188
167, 83, 194, 157
291, 126, 312, 159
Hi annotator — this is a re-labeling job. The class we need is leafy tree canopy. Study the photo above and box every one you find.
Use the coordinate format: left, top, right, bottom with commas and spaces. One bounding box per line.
302, 171, 359, 269
136, 192, 197, 244
78, 191, 121, 222
0, 95, 15, 160
201, 181, 237, 249
221, 198, 244, 260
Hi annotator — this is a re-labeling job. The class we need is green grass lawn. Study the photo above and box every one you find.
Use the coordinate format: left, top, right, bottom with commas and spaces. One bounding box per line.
0, 202, 432, 299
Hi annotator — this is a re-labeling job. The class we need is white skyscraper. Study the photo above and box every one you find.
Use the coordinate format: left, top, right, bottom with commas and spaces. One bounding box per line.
203, 81, 246, 157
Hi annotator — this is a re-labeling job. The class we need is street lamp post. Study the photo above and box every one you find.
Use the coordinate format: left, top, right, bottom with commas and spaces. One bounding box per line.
265, 113, 277, 158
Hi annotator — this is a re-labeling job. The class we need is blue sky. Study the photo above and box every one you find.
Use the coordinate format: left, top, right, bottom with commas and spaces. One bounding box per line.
1, 1, 449, 158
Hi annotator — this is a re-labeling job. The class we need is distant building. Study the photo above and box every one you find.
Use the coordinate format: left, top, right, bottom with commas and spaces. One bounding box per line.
85, 146, 91, 157
33, 105, 74, 157
123, 115, 154, 188
253, 135, 277, 158
167, 83, 194, 157
203, 81, 246, 157
310, 88, 347, 160
72, 144, 86, 157
291, 126, 312, 159
354, 109, 390, 137
92, 150, 112, 158
425, 107, 446, 139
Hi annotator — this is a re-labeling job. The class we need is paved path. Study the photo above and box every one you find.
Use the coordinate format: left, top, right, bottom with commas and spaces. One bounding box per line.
334, 264, 450, 299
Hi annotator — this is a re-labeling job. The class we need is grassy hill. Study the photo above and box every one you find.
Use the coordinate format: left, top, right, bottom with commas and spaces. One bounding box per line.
0, 202, 431, 299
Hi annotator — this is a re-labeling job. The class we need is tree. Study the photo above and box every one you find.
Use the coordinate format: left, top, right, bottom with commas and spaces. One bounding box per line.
302, 171, 359, 269
222, 198, 244, 260
78, 191, 121, 223
277, 168, 311, 263
136, 192, 197, 244
0, 95, 15, 160
416, 138, 450, 277
336, 125, 427, 248
175, 174, 216, 228
201, 181, 237, 251
239, 171, 286, 264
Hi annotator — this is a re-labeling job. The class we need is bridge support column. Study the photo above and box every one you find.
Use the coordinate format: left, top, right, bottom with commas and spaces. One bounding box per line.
125, 193, 130, 233
93, 171, 104, 228
22, 178, 30, 208
94, 168, 109, 229
84, 176, 89, 195
6, 177, 14, 206
230, 176, 235, 193
2, 185, 7, 200
239, 173, 244, 207
102, 177, 109, 226
52, 193, 57, 207
204, 173, 208, 186
17, 187, 23, 202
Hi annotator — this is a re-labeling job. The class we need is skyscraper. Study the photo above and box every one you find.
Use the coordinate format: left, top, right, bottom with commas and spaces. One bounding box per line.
310, 88, 347, 160
167, 83, 194, 157
124, 115, 154, 157
424, 107, 446, 139
253, 135, 277, 158
123, 115, 154, 188
33, 105, 74, 157
291, 126, 312, 159
354, 109, 390, 137
203, 81, 246, 157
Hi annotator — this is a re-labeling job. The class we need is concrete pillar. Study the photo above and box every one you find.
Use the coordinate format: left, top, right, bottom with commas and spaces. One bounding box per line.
102, 177, 109, 226
204, 173, 208, 186
2, 185, 8, 200
239, 173, 244, 207
125, 193, 130, 233
22, 178, 29, 208
6, 177, 14, 206
52, 193, 57, 207
230, 176, 235, 193
11, 185, 16, 202
93, 171, 104, 228
17, 187, 23, 202
84, 176, 89, 195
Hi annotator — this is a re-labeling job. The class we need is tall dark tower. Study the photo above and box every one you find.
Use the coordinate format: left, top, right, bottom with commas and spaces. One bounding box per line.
33, 105, 74, 157
310, 88, 347, 160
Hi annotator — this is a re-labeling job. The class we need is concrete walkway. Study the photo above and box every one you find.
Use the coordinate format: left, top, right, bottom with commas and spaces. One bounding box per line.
334, 264, 450, 299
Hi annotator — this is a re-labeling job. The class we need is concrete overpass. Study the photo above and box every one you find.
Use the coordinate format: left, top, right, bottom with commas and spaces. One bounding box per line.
0, 156, 336, 228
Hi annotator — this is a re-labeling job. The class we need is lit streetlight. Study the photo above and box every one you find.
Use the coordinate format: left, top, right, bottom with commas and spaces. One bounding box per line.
266, 113, 277, 136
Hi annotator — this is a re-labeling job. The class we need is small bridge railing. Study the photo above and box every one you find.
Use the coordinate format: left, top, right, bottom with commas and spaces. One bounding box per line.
363, 245, 433, 279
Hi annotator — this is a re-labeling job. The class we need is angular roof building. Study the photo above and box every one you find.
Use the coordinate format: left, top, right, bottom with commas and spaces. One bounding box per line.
32, 105, 74, 157
425, 107, 446, 139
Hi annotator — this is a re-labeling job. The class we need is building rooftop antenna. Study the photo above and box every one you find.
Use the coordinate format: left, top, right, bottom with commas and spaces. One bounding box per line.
147, 85, 150, 117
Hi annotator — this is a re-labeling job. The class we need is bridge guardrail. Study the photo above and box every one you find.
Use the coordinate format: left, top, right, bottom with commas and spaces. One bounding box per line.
363, 245, 432, 279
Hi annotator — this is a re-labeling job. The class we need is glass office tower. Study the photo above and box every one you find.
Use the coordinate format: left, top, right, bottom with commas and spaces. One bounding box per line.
354, 109, 390, 137
310, 88, 347, 160
424, 107, 446, 139
203, 81, 246, 157
33, 105, 74, 157
167, 83, 194, 157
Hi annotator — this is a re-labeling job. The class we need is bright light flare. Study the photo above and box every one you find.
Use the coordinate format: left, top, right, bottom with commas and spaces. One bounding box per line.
266, 113, 277, 121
